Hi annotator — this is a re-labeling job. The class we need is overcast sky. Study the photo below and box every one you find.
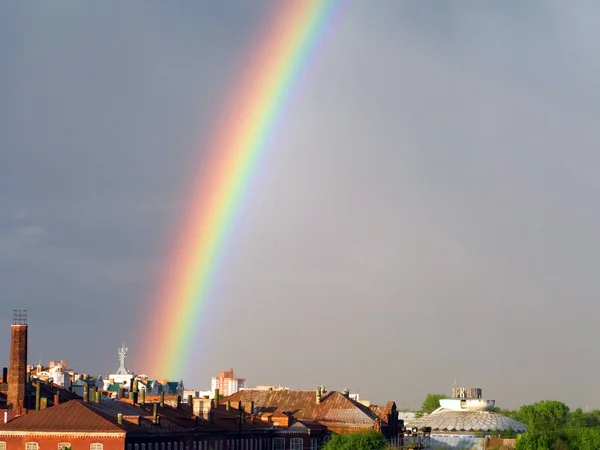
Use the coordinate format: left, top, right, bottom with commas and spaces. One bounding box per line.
2, 0, 600, 411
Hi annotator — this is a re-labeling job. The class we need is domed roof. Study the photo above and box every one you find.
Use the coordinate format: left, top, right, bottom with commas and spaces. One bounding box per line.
406, 410, 526, 433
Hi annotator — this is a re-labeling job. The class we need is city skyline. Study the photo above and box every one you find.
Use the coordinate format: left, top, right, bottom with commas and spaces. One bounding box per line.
2, 0, 600, 411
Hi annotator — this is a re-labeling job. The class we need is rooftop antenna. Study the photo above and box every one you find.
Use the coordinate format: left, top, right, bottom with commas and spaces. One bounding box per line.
116, 344, 129, 375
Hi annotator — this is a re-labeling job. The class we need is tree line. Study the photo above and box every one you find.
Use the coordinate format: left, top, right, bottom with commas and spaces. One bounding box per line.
418, 394, 600, 450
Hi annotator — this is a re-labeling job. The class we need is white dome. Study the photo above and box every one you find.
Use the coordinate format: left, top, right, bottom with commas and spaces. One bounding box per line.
406, 410, 526, 433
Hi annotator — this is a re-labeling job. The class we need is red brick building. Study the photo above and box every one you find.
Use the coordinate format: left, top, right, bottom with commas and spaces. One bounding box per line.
0, 390, 331, 450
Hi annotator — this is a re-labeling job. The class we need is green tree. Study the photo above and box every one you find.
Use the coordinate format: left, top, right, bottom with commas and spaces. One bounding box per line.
321, 431, 387, 450
513, 400, 570, 433
515, 432, 565, 450
575, 428, 600, 450
415, 393, 446, 417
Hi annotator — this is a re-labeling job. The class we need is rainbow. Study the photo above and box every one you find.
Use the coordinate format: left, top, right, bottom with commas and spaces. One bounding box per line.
142, 0, 344, 379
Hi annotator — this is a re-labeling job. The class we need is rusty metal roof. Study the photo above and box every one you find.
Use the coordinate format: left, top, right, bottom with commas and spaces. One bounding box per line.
222, 390, 381, 427
300, 392, 379, 425
369, 403, 395, 424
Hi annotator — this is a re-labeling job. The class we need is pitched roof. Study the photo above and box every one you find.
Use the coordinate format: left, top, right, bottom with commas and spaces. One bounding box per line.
299, 392, 379, 425
0, 401, 125, 433
222, 390, 380, 427
369, 402, 396, 424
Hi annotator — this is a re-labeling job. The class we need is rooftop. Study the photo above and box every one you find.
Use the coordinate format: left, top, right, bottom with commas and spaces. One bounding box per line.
406, 410, 526, 433
222, 389, 390, 429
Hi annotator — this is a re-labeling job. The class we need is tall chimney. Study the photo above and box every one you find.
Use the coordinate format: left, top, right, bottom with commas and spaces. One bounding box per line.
153, 403, 158, 424
40, 397, 48, 409
7, 310, 28, 413
159, 391, 165, 407
140, 388, 145, 406
187, 394, 193, 406
92, 385, 98, 403
2, 367, 7, 384
316, 387, 322, 404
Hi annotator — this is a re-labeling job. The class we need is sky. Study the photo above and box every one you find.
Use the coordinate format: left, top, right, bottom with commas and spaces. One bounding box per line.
1, 0, 600, 411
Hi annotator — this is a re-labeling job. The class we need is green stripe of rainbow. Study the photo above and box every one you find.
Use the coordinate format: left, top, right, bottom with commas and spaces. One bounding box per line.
143, 0, 344, 378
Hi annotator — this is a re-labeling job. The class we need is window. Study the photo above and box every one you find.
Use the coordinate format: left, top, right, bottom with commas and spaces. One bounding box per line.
0, 443, 6, 450
290, 439, 302, 450
272, 438, 284, 450
90, 445, 104, 450
58, 444, 72, 450
26, 444, 39, 450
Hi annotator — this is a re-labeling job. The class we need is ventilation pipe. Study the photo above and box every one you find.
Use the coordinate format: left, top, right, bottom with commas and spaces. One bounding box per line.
159, 391, 165, 408
54, 393, 60, 405
92, 386, 98, 403
40, 397, 48, 409
213, 388, 220, 409
140, 388, 145, 406
153, 403, 158, 424
117, 413, 123, 425
35, 382, 41, 410
187, 394, 193, 406
226, 401, 231, 412
132, 378, 138, 404
316, 387, 322, 404
83, 382, 89, 403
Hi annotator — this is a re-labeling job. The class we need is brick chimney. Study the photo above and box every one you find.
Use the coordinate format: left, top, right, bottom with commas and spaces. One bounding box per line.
7, 310, 28, 414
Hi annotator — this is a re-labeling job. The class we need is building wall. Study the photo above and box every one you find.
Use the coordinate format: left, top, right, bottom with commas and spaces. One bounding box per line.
0, 434, 126, 450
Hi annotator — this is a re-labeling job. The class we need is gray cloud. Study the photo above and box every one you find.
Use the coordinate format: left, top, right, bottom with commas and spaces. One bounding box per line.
1, 0, 599, 410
